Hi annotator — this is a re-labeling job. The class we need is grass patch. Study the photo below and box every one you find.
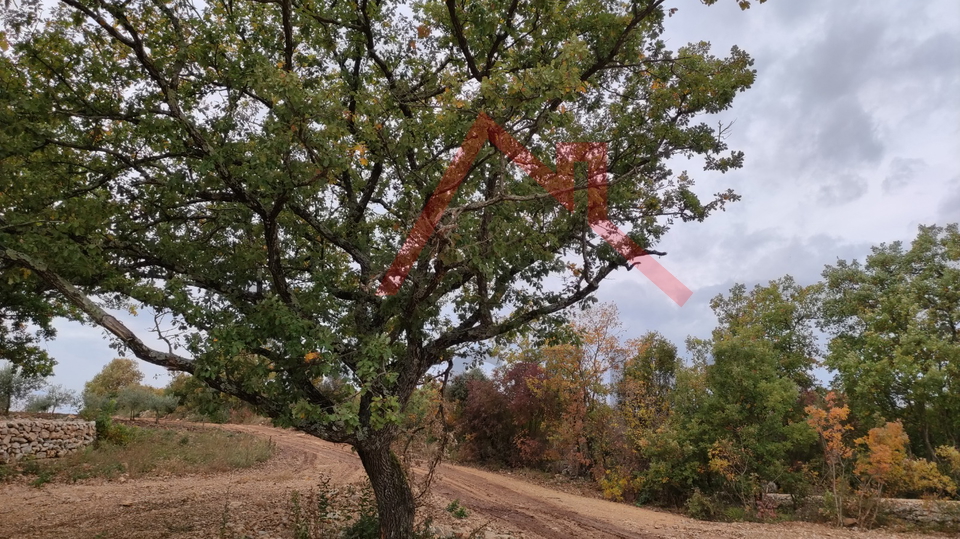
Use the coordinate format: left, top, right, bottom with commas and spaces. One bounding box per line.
1, 423, 274, 485
445, 499, 469, 519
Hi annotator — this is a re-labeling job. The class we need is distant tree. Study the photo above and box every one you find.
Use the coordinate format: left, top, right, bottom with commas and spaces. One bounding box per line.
84, 358, 144, 399
821, 224, 960, 458
806, 391, 854, 526
25, 384, 79, 414
444, 368, 489, 404
164, 372, 247, 423
147, 392, 179, 423
616, 331, 679, 433
710, 275, 821, 391
853, 421, 956, 526
695, 278, 819, 502
79, 389, 115, 420
0, 361, 47, 414
24, 392, 55, 413
638, 279, 819, 506
632, 338, 711, 506
536, 305, 625, 476
44, 384, 79, 413
497, 361, 552, 467
116, 384, 159, 420
456, 374, 511, 463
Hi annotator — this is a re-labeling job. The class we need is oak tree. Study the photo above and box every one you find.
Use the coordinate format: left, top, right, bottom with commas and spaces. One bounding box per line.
821, 224, 960, 458
1, 0, 760, 533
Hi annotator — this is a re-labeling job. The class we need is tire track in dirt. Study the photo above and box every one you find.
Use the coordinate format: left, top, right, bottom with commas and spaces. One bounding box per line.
429, 470, 645, 538
221, 423, 662, 538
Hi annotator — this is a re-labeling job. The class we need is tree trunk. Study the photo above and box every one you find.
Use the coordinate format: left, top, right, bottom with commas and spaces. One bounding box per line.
357, 439, 416, 539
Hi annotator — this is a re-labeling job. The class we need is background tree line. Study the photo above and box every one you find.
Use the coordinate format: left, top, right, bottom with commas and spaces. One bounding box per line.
432, 224, 960, 524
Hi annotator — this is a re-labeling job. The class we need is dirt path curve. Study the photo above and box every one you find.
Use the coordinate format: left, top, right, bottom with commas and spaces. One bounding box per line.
0, 421, 948, 539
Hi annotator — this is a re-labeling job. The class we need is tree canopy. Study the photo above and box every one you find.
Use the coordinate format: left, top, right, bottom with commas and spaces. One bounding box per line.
0, 0, 760, 534
0, 262, 64, 378
821, 224, 960, 457
83, 357, 145, 398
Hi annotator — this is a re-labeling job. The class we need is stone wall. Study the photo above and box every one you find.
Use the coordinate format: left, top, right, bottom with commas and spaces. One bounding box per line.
767, 493, 960, 524
0, 418, 96, 463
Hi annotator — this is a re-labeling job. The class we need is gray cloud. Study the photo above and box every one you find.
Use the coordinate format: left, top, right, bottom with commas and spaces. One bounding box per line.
793, 18, 886, 103
883, 157, 927, 193
816, 173, 869, 206
888, 31, 960, 111
938, 177, 960, 223
813, 98, 884, 167
598, 229, 873, 354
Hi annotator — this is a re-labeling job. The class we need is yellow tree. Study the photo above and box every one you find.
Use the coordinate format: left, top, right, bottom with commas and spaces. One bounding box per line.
806, 392, 853, 526
617, 332, 678, 438
535, 303, 625, 476
84, 358, 144, 398
853, 421, 956, 526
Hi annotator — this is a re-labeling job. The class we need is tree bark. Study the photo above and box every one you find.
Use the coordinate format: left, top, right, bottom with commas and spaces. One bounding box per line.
357, 438, 416, 539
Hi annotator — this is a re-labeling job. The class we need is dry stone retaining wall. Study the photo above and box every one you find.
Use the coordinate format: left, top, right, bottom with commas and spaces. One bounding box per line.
767, 493, 960, 524
0, 418, 96, 463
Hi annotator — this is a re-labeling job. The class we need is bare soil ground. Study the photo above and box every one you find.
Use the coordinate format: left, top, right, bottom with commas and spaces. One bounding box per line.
0, 422, 951, 539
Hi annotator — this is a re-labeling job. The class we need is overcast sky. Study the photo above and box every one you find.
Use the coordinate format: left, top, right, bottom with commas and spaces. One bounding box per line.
27, 0, 960, 398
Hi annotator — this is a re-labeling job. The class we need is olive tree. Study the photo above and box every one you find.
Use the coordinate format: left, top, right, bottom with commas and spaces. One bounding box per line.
0, 361, 46, 414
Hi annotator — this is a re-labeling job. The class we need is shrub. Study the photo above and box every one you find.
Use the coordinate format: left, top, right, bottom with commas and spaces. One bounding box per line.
95, 417, 138, 446
685, 489, 722, 520
445, 499, 468, 519
935, 446, 960, 491
80, 390, 116, 420
854, 422, 957, 527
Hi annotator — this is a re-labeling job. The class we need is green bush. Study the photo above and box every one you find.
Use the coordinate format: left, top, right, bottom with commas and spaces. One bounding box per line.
445, 500, 469, 519
340, 511, 379, 539
723, 505, 747, 521
685, 489, 722, 520
80, 391, 116, 420
94, 417, 139, 446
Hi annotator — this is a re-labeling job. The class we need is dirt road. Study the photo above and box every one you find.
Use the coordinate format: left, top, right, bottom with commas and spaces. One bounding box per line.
0, 422, 948, 538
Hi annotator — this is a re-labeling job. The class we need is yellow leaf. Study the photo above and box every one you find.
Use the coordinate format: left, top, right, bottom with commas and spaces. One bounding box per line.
304, 352, 320, 363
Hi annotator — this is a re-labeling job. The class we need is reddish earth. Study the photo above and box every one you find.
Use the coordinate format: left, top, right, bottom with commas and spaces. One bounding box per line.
0, 422, 951, 539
